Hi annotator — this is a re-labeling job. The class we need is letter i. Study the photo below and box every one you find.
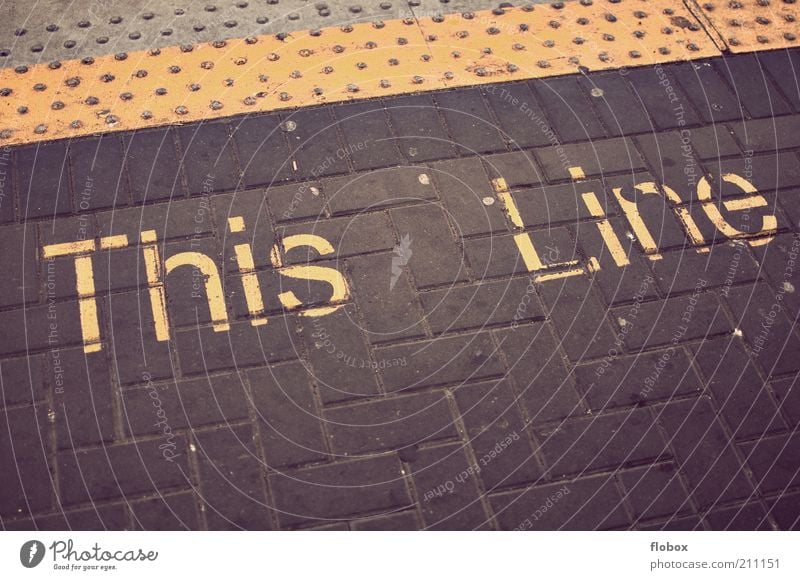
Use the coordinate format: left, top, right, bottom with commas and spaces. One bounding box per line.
228, 217, 268, 326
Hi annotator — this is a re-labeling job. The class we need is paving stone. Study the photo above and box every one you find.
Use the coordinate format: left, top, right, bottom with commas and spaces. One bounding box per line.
574, 349, 702, 410
49, 347, 114, 449
195, 424, 274, 530
533, 407, 667, 478
301, 305, 381, 404
163, 237, 225, 328
483, 82, 552, 149
109, 290, 174, 384
625, 66, 702, 130
435, 87, 506, 154
615, 292, 732, 351
122, 371, 251, 436
512, 180, 610, 227
386, 94, 458, 162
390, 204, 469, 288
57, 436, 190, 505
410, 443, 491, 530
491, 474, 628, 530
177, 121, 241, 194
703, 152, 800, 197
96, 197, 214, 243
725, 284, 800, 376
750, 233, 800, 318
692, 337, 784, 439
0, 145, 15, 223
324, 390, 457, 455
350, 511, 419, 530
269, 454, 410, 527
0, 405, 53, 517
347, 252, 427, 342
279, 212, 395, 264
269, 181, 326, 223
3, 503, 129, 531
122, 128, 184, 203
671, 61, 744, 124
131, 491, 199, 530
16, 141, 72, 218
580, 71, 653, 137
332, 101, 405, 170
757, 49, 800, 111
454, 379, 543, 490
248, 362, 328, 468
175, 314, 299, 376
465, 227, 578, 279
740, 432, 800, 494
730, 117, 800, 153
634, 127, 739, 191
323, 166, 437, 216
377, 332, 503, 393
213, 188, 274, 273
69, 134, 130, 210
621, 463, 692, 521
535, 137, 646, 183
284, 107, 350, 179
482, 151, 543, 188
230, 113, 293, 187
652, 243, 760, 293
767, 491, 800, 530
529, 77, 606, 142
429, 158, 506, 237
713, 54, 792, 119
657, 396, 754, 507
0, 223, 38, 308
771, 373, 800, 427
497, 324, 583, 424
539, 275, 618, 360
0, 354, 45, 406
0, 301, 84, 357
420, 277, 545, 334
706, 502, 771, 530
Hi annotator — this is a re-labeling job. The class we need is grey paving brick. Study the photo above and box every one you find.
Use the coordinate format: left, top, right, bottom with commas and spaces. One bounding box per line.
131, 491, 199, 530
529, 77, 606, 142
324, 390, 457, 456
482, 151, 543, 188
377, 332, 503, 392
177, 122, 241, 195
332, 101, 405, 170
248, 362, 328, 468
0, 354, 45, 407
740, 432, 800, 494
730, 117, 800, 153
767, 491, 800, 530
706, 502, 771, 530
758, 50, 800, 111
713, 54, 792, 119
96, 197, 214, 243
483, 82, 551, 149
534, 137, 646, 182
269, 181, 325, 223
0, 223, 37, 308
350, 511, 419, 530
410, 444, 491, 530
323, 166, 437, 216
625, 66, 702, 130
771, 373, 800, 428
436, 88, 506, 154
69, 134, 130, 210
491, 474, 628, 530
122, 128, 184, 203
284, 107, 350, 179
0, 301, 84, 357
621, 463, 692, 521
386, 94, 457, 162
580, 72, 653, 137
269, 454, 410, 527
657, 396, 753, 507
652, 243, 760, 293
230, 114, 293, 187
671, 61, 744, 123
195, 424, 274, 530
16, 141, 72, 218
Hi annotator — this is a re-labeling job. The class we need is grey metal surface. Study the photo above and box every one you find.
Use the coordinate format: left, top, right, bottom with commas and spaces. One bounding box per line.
0, 0, 556, 68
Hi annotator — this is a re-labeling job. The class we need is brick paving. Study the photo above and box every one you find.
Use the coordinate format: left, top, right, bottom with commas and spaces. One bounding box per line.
2, 49, 800, 530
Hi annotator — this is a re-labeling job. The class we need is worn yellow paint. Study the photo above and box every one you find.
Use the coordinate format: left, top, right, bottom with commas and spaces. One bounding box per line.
612, 183, 663, 260
0, 0, 721, 146
581, 191, 629, 268
42, 239, 95, 259
99, 234, 128, 250
534, 266, 586, 283
164, 252, 230, 332
696, 174, 777, 245
227, 216, 246, 233
692, 0, 800, 53
493, 177, 526, 230
229, 218, 268, 326
568, 166, 586, 181
140, 230, 170, 342
277, 234, 349, 316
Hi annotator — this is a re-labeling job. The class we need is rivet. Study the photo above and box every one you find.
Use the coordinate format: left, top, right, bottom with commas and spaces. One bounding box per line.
34, 124, 47, 134
603, 33, 615, 41
85, 96, 99, 105
784, 32, 797, 41
223, 20, 238, 28
299, 48, 312, 57
507, 64, 519, 73
373, 20, 386, 29
451, 51, 461, 58
17, 106, 28, 114
475, 67, 487, 76
70, 120, 83, 129
201, 61, 214, 70
148, 48, 161, 56
537, 60, 551, 68
48, 61, 61, 70
290, 70, 302, 79
576, 17, 589, 25
100, 73, 115, 82
268, 52, 280, 61
380, 79, 391, 88
155, 88, 167, 95
421, 54, 431, 62
175, 105, 189, 115
224, 79, 234, 87
33, 83, 47, 92
189, 83, 201, 92
365, 41, 377, 49
756, 35, 769, 44
81, 57, 95, 65
487, 26, 500, 35
134, 69, 148, 78
519, 23, 529, 31
46, 23, 59, 32
105, 115, 119, 125
397, 37, 408, 45
574, 37, 585, 45
598, 52, 611, 62
128, 32, 141, 40
258, 74, 268, 82
341, 24, 353, 32
212, 40, 227, 48
141, 110, 153, 119
412, 76, 424, 84
243, 95, 258, 105
543, 39, 555, 48
120, 92, 133, 101
0, 130, 12, 139
276, 32, 289, 41
687, 42, 700, 50
0, 88, 11, 97
444, 71, 454, 80
513, 43, 525, 50
169, 65, 181, 74
180, 44, 194, 53
234, 57, 247, 65
115, 52, 128, 61
312, 87, 324, 96
14, 65, 28, 74
31, 44, 44, 53
356, 62, 367, 69
388, 58, 399, 65
548, 20, 560, 28
280, 92, 292, 101
463, 11, 474, 19
347, 84, 360, 92
629, 50, 642, 58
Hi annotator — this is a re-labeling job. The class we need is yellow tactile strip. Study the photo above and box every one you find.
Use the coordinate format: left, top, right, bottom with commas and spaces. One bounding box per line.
693, 0, 800, 53
0, 1, 724, 146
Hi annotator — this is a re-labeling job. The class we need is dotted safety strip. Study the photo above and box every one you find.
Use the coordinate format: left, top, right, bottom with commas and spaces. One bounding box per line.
694, 0, 800, 52
0, 1, 723, 146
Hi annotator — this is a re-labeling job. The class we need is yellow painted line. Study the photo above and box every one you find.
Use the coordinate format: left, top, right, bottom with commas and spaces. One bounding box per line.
692, 0, 800, 52
0, 0, 721, 146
